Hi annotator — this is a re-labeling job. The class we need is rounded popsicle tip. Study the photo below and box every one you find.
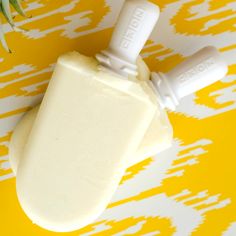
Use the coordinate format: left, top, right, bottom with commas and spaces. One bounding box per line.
151, 46, 228, 110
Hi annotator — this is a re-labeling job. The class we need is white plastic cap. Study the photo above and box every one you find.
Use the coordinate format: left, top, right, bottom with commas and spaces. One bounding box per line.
151, 46, 228, 110
96, 0, 159, 77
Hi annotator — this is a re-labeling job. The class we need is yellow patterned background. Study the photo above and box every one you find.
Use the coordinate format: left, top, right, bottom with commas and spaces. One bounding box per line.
0, 0, 236, 235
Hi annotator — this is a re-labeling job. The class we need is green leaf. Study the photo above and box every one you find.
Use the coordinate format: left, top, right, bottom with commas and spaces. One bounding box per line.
1, 0, 15, 27
0, 0, 28, 52
9, 0, 26, 17
0, 18, 11, 52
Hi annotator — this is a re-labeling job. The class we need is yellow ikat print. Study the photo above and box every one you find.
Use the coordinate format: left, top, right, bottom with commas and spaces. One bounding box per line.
0, 0, 236, 235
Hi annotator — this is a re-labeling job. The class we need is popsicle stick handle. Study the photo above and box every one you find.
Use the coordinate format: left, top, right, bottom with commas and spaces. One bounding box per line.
151, 46, 228, 110
96, 0, 159, 77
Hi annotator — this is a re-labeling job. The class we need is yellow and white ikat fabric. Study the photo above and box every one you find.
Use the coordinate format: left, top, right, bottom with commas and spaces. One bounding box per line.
0, 0, 236, 235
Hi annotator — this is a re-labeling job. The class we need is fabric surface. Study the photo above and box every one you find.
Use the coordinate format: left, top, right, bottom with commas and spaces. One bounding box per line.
0, 0, 235, 235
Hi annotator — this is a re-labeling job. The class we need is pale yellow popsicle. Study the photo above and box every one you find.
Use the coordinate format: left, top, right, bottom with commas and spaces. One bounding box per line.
14, 0, 162, 232
16, 52, 157, 232
9, 57, 172, 174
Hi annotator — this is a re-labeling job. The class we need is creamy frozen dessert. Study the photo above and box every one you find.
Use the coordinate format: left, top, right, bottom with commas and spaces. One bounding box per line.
16, 52, 158, 232
10, 46, 228, 175
9, 57, 172, 173
13, 0, 160, 232
9, 0, 227, 232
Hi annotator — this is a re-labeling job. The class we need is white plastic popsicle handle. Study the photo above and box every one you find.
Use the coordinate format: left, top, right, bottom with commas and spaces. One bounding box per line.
151, 46, 228, 110
96, 0, 159, 77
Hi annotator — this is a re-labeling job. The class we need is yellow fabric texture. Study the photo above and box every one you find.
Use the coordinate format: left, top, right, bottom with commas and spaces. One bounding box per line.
0, 0, 235, 235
